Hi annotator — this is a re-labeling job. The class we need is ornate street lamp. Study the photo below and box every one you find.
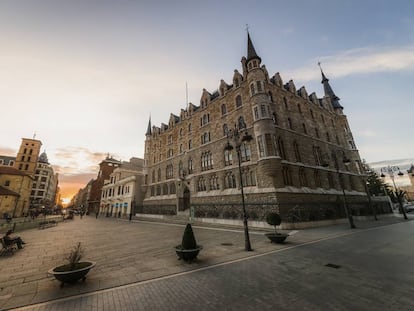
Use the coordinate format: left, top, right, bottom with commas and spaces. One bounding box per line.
380, 166, 407, 219
323, 151, 356, 229
225, 123, 253, 251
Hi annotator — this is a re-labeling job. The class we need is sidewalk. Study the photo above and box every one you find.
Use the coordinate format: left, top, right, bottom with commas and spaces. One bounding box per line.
0, 213, 412, 310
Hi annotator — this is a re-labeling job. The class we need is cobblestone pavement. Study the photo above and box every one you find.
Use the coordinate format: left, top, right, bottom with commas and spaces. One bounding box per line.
1, 214, 413, 310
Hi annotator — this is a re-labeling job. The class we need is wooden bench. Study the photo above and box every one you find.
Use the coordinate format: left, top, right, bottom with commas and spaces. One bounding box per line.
0, 237, 16, 255
38, 220, 58, 229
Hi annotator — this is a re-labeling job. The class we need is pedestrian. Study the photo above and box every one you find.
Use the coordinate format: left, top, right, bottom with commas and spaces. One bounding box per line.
95, 211, 98, 219
3, 229, 25, 249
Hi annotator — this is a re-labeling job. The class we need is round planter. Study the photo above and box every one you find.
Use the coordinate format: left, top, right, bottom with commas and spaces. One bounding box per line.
175, 245, 203, 263
48, 261, 96, 286
265, 233, 288, 244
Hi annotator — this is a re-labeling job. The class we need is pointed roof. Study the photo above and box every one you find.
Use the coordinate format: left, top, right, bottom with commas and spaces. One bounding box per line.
246, 32, 261, 63
146, 117, 152, 136
319, 63, 343, 109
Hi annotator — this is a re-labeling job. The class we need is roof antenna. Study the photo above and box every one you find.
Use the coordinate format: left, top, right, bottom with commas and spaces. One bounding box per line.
33, 131, 36, 139
186, 82, 189, 109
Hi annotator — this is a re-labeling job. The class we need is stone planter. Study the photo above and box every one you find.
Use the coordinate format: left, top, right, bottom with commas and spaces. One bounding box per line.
48, 261, 96, 286
265, 233, 288, 244
175, 245, 203, 263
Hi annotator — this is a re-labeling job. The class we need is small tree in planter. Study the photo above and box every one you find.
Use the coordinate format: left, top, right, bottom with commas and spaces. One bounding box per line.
48, 242, 96, 286
265, 212, 288, 243
175, 223, 202, 263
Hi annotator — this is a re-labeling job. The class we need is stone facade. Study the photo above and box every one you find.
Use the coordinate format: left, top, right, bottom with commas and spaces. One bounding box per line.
14, 138, 42, 176
142, 33, 371, 219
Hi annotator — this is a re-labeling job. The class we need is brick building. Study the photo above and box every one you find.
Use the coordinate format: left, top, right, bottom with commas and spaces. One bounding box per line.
142, 33, 387, 221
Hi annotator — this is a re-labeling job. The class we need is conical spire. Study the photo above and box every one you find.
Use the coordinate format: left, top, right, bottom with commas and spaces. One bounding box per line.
146, 116, 152, 136
318, 63, 343, 109
246, 32, 261, 64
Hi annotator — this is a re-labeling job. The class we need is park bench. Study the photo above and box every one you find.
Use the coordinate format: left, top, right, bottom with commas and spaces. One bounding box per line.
0, 237, 16, 255
38, 220, 58, 230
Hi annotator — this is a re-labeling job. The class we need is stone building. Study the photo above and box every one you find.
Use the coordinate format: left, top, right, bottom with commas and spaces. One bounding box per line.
142, 33, 383, 221
100, 157, 145, 218
87, 156, 122, 214
30, 151, 59, 211
0, 166, 33, 217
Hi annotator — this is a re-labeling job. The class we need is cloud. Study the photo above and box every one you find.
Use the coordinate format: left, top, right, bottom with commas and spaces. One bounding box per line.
0, 147, 17, 156
286, 45, 414, 82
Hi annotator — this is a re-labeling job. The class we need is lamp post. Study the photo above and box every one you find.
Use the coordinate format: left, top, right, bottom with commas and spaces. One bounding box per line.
324, 151, 356, 229
380, 166, 407, 219
224, 123, 253, 251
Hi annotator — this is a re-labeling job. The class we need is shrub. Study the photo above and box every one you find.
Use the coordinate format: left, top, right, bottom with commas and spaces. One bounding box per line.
181, 223, 197, 250
65, 242, 83, 271
266, 212, 281, 234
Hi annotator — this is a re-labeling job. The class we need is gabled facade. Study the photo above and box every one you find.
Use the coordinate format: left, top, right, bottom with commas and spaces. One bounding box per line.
142, 33, 375, 220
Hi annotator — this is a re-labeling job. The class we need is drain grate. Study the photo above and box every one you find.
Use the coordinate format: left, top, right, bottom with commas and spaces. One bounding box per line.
325, 263, 341, 269
221, 243, 234, 246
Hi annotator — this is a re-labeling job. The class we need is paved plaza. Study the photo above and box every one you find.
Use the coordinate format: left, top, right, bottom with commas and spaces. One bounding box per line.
1, 214, 413, 310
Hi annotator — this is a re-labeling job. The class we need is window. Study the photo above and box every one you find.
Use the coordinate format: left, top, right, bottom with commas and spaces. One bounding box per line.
209, 175, 219, 190
188, 139, 192, 150
223, 124, 229, 137
293, 141, 301, 162
150, 186, 155, 196
242, 168, 256, 187
250, 83, 255, 95
167, 149, 173, 158
166, 164, 173, 179
157, 168, 161, 182
21, 156, 25, 161
188, 123, 192, 133
23, 148, 27, 154
152, 171, 155, 183
224, 171, 236, 189
272, 113, 278, 125
297, 103, 302, 114
221, 104, 227, 115
156, 185, 161, 196
313, 146, 322, 166
238, 116, 246, 129
265, 134, 275, 156
256, 81, 262, 92
302, 123, 307, 134
4, 180, 10, 187
201, 151, 213, 171
278, 137, 286, 160
260, 104, 267, 117
197, 177, 206, 192
163, 184, 168, 195
257, 135, 265, 157
224, 149, 233, 166
235, 95, 242, 108
168, 135, 173, 144
282, 166, 292, 185
201, 132, 210, 144
254, 107, 259, 120
180, 128, 184, 137
25, 164, 29, 170
283, 97, 288, 109
188, 158, 193, 174
201, 114, 210, 126
240, 142, 251, 162
288, 118, 293, 130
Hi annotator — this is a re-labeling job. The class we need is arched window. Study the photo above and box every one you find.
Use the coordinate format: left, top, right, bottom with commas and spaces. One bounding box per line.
188, 139, 192, 150
188, 123, 192, 133
272, 113, 278, 125
201, 151, 213, 171
242, 167, 256, 187
156, 185, 161, 195
313, 146, 322, 166
163, 184, 168, 195
235, 95, 242, 108
152, 170, 155, 183
240, 142, 251, 162
327, 172, 334, 189
157, 168, 161, 182
250, 83, 255, 95
179, 144, 183, 153
238, 116, 246, 129
256, 81, 262, 92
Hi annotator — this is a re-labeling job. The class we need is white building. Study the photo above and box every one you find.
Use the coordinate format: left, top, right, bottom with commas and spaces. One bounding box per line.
100, 157, 145, 218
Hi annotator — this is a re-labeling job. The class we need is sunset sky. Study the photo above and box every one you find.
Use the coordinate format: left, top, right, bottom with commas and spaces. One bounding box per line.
1, 0, 414, 200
